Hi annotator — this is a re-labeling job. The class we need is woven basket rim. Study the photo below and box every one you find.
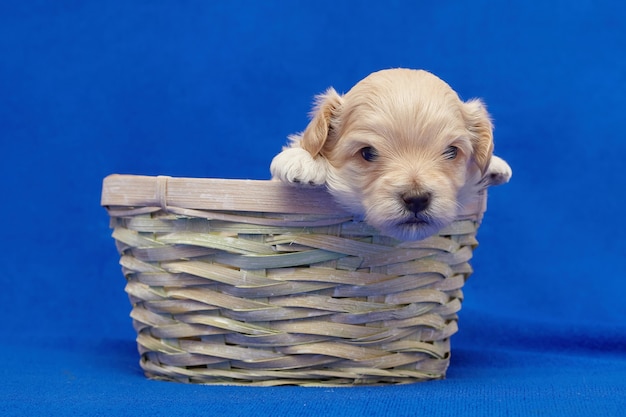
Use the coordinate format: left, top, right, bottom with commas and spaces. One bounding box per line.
101, 174, 487, 218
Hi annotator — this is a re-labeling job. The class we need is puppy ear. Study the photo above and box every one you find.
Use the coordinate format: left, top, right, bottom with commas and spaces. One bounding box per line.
463, 99, 494, 174
300, 87, 343, 157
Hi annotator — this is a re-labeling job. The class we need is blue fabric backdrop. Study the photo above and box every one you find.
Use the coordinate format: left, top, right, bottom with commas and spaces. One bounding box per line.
1, 1, 625, 415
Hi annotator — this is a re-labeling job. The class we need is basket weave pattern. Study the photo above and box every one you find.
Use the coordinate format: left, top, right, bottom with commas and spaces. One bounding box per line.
102, 175, 486, 386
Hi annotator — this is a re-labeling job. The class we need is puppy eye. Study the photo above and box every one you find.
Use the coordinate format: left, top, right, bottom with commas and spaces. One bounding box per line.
443, 146, 458, 160
360, 147, 379, 162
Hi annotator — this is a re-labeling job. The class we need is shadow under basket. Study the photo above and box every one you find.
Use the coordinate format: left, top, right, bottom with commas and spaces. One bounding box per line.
101, 174, 488, 386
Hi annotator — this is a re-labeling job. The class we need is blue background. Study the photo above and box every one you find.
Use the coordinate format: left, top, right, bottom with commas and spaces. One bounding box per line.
2, 1, 625, 415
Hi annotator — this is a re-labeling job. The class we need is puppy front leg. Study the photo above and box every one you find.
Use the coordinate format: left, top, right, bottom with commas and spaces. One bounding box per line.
481, 155, 512, 187
270, 144, 329, 186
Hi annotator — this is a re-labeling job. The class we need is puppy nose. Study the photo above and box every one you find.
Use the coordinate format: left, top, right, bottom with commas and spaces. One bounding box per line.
402, 192, 431, 214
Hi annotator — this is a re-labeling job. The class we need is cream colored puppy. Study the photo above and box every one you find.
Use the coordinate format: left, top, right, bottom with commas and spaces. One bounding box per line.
271, 68, 511, 241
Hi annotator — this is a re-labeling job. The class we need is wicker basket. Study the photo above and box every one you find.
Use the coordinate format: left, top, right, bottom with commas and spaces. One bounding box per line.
101, 174, 488, 386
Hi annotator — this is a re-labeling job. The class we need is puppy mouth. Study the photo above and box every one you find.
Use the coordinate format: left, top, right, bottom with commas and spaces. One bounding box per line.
398, 213, 431, 227
367, 211, 445, 241
378, 215, 439, 241
399, 218, 429, 226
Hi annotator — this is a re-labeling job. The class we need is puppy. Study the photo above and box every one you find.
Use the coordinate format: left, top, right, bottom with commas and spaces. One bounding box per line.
270, 68, 511, 241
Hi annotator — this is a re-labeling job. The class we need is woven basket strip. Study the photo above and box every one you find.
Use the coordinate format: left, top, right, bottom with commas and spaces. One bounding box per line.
165, 206, 354, 227
131, 246, 215, 262
329, 305, 436, 326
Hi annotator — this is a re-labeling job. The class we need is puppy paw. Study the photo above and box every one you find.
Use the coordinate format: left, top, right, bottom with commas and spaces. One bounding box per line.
270, 147, 329, 185
482, 155, 512, 186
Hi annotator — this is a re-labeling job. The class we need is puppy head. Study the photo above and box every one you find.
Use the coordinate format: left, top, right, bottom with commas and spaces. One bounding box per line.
296, 69, 494, 240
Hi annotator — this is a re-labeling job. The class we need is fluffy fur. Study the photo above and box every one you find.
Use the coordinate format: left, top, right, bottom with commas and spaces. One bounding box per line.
271, 68, 511, 241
